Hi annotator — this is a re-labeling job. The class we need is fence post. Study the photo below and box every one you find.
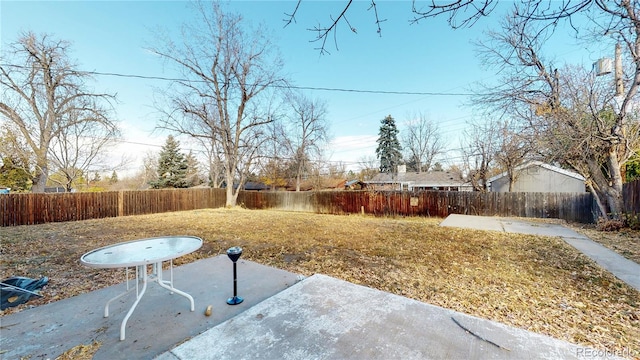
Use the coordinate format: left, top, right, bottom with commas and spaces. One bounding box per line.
118, 191, 124, 217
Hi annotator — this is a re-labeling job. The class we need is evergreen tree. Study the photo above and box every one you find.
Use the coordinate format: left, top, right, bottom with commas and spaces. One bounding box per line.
375, 115, 403, 173
109, 170, 118, 184
149, 135, 189, 189
0, 156, 32, 191
626, 151, 640, 182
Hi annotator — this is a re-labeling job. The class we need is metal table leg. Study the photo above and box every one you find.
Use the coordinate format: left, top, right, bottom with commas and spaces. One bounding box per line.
155, 260, 195, 311
119, 264, 148, 341
102, 261, 195, 341
104, 267, 134, 317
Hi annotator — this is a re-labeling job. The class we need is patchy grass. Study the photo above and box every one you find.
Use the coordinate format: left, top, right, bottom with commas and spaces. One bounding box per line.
1, 208, 638, 357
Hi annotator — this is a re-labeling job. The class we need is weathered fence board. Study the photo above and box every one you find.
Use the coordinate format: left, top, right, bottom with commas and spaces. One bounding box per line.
2, 182, 639, 227
251, 190, 596, 223
0, 189, 227, 226
623, 179, 640, 215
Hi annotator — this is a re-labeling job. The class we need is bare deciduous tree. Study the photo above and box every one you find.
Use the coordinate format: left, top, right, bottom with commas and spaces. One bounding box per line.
402, 112, 444, 173
285, 93, 329, 191
257, 118, 290, 190
141, 151, 159, 189
0, 32, 118, 192
193, 135, 225, 188
151, 1, 287, 206
48, 108, 120, 192
460, 118, 500, 192
357, 155, 379, 181
493, 118, 536, 192
474, 3, 640, 218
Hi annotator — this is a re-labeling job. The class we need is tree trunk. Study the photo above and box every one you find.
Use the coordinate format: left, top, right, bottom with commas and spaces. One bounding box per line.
224, 166, 237, 207
225, 185, 234, 207
587, 182, 608, 220
508, 168, 515, 192
31, 163, 48, 193
605, 148, 625, 217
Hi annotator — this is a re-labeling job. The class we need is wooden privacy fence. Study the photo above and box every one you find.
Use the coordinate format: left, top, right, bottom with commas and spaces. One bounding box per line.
622, 179, 640, 216
239, 190, 596, 224
7, 185, 640, 227
1, 188, 226, 226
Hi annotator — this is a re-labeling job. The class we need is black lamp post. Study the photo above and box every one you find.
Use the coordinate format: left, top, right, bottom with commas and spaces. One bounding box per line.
226, 246, 244, 305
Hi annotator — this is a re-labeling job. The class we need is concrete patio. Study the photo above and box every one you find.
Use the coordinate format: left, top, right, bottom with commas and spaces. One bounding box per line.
0, 255, 300, 359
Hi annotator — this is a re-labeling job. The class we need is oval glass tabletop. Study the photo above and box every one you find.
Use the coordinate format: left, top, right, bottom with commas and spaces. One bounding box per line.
80, 236, 203, 268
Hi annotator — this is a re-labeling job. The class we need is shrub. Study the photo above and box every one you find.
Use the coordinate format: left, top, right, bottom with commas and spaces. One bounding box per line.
622, 213, 640, 230
596, 217, 625, 232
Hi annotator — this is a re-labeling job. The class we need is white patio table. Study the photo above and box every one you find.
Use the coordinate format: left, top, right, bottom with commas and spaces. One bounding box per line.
80, 236, 202, 340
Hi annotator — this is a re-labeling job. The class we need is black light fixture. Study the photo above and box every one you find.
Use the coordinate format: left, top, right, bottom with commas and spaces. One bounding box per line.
226, 246, 244, 305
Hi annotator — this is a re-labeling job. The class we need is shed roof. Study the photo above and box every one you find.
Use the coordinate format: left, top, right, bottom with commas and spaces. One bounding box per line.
487, 161, 585, 183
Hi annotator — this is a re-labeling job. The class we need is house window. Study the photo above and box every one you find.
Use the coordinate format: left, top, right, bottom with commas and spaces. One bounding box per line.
528, 167, 540, 174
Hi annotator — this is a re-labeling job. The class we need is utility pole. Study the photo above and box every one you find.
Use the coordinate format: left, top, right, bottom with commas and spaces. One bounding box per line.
615, 42, 624, 97
613, 42, 627, 183
594, 42, 624, 97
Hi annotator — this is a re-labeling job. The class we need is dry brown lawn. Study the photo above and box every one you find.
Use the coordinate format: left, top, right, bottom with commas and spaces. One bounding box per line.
1, 208, 638, 358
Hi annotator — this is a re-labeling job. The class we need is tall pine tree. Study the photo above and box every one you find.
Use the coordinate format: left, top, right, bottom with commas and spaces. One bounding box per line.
375, 115, 403, 173
149, 135, 189, 189
109, 170, 119, 184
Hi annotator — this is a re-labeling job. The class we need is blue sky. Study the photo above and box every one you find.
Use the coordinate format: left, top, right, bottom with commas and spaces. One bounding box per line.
1, 1, 612, 175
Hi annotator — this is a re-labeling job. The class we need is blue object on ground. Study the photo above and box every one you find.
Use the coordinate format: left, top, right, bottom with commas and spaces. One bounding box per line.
1, 276, 48, 310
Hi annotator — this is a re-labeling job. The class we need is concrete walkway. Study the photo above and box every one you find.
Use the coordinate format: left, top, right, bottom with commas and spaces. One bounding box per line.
440, 214, 640, 292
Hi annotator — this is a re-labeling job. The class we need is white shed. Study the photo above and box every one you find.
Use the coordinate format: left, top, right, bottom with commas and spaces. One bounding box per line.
488, 161, 586, 193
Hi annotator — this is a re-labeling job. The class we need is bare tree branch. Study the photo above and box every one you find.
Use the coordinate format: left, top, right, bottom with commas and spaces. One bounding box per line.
411, 0, 497, 28
285, 0, 384, 54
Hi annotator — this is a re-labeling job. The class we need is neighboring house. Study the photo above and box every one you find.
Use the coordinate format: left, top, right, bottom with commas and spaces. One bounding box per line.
488, 161, 586, 193
223, 181, 270, 191
344, 179, 366, 190
365, 166, 472, 191
243, 181, 270, 191
287, 178, 347, 191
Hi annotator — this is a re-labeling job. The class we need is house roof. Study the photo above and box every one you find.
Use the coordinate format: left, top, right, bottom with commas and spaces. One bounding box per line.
366, 171, 470, 187
345, 179, 364, 187
286, 178, 346, 191
487, 161, 585, 183
244, 181, 270, 191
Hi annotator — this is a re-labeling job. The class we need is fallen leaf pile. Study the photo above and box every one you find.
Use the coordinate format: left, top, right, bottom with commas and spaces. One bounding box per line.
1, 208, 638, 358
55, 341, 101, 360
